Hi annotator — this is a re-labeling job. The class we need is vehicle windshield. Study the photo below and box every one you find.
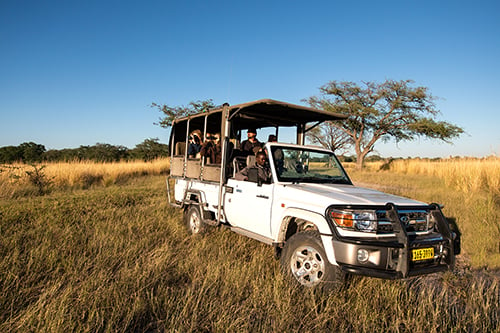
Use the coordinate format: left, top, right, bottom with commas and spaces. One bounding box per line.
270, 146, 351, 184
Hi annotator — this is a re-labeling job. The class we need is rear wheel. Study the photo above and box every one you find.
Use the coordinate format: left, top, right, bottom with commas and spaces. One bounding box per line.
185, 205, 206, 235
280, 230, 345, 290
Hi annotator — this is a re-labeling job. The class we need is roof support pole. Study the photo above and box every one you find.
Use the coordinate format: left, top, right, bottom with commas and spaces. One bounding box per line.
201, 115, 208, 171
183, 119, 190, 177
217, 103, 231, 224
297, 123, 306, 145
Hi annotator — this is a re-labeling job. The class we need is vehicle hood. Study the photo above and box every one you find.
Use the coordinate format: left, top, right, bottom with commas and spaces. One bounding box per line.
278, 183, 426, 208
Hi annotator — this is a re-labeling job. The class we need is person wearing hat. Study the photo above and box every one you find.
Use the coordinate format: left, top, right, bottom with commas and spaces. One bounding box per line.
241, 128, 262, 155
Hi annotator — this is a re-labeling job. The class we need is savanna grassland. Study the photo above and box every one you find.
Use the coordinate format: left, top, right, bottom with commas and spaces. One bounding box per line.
0, 158, 498, 332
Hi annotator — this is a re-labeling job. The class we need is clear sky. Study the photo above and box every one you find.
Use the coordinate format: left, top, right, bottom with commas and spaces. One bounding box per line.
1, 0, 499, 158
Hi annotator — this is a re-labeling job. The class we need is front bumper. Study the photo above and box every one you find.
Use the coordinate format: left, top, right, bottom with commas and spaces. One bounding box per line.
331, 203, 459, 279
333, 233, 451, 279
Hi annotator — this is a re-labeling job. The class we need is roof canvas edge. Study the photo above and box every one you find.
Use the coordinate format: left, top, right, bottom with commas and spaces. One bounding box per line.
173, 98, 347, 125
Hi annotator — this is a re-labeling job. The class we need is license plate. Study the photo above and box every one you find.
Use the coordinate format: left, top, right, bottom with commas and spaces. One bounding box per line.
412, 248, 434, 261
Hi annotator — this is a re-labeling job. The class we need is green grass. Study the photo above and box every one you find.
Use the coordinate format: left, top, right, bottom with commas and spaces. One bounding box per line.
1, 175, 499, 332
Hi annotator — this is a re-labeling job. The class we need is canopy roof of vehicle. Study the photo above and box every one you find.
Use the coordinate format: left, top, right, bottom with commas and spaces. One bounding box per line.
172, 98, 348, 130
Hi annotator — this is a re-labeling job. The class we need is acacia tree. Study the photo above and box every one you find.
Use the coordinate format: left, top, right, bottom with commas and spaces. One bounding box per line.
152, 99, 216, 128
306, 80, 464, 169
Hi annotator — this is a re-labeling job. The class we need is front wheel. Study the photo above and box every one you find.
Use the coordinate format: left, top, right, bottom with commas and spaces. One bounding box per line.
280, 231, 345, 290
185, 205, 206, 235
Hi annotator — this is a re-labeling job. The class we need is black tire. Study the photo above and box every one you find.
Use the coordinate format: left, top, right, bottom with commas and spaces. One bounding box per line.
185, 205, 206, 235
280, 230, 345, 290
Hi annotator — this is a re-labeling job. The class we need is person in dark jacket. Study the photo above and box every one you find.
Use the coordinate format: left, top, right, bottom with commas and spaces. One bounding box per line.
235, 151, 271, 183
187, 130, 202, 157
241, 128, 262, 155
200, 133, 222, 164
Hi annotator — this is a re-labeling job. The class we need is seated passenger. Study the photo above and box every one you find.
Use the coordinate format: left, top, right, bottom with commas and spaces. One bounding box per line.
267, 134, 277, 143
187, 130, 202, 157
235, 151, 272, 183
200, 133, 222, 164
267, 135, 284, 175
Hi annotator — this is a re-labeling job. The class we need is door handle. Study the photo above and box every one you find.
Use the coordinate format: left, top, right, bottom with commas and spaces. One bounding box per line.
256, 195, 269, 199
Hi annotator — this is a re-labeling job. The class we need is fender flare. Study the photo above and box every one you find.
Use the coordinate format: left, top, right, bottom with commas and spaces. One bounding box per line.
277, 207, 338, 265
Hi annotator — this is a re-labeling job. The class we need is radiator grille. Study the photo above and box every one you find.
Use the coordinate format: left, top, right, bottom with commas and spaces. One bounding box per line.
376, 210, 431, 233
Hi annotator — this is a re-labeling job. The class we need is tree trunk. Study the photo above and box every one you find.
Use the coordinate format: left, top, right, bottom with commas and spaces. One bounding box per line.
354, 142, 364, 169
356, 156, 364, 169
354, 141, 370, 169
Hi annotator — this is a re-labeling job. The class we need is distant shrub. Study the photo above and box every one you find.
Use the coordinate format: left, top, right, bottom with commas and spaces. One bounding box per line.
25, 164, 54, 195
379, 158, 394, 171
78, 172, 104, 189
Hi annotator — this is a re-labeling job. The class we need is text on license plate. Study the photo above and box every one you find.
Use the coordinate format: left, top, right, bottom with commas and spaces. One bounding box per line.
412, 248, 434, 261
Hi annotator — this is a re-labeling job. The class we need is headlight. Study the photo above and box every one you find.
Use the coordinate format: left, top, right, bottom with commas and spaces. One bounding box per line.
328, 209, 377, 233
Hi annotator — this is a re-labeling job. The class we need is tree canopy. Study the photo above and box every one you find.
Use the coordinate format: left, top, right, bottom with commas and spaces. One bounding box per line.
305, 79, 464, 168
152, 99, 216, 128
0, 139, 168, 164
0, 142, 46, 164
130, 138, 168, 161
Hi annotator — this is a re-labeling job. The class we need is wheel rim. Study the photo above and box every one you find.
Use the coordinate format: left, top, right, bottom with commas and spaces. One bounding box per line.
289, 245, 325, 286
189, 209, 201, 234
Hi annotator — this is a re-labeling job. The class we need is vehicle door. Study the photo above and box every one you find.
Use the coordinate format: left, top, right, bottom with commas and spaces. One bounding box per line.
224, 178, 274, 238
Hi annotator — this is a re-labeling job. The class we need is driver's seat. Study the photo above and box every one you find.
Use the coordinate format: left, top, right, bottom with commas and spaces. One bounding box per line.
246, 154, 256, 168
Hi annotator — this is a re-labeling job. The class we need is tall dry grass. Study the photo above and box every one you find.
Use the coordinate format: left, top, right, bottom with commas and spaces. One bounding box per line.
344, 156, 500, 195
0, 158, 170, 198
0, 175, 498, 332
389, 157, 500, 195
2, 157, 498, 268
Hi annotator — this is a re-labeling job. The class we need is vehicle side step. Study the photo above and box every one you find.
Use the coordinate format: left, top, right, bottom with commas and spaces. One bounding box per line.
229, 227, 274, 245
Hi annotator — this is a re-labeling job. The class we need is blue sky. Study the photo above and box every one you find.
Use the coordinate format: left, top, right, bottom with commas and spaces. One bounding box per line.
1, 0, 499, 158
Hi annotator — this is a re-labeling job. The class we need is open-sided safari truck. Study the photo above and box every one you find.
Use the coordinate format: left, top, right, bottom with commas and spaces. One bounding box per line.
167, 99, 460, 289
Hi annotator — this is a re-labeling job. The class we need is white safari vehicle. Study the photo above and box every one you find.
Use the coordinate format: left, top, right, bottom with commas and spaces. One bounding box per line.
167, 99, 460, 288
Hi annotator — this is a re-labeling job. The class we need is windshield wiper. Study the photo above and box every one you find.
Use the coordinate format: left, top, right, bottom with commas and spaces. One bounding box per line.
325, 177, 351, 184
302, 176, 351, 184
